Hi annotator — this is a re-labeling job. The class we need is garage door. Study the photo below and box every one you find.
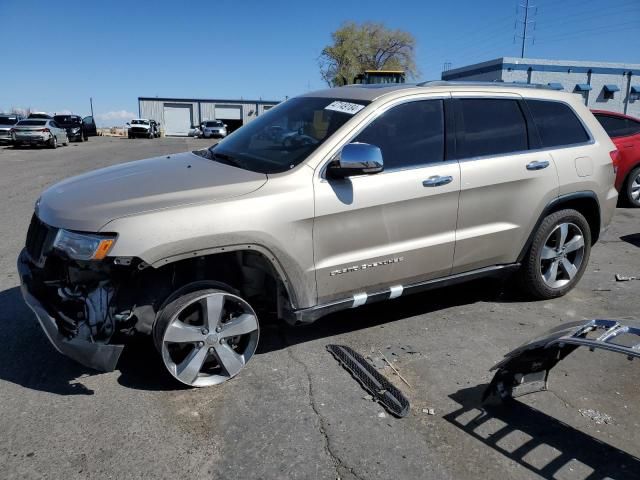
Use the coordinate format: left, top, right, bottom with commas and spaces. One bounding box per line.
163, 105, 192, 136
215, 105, 242, 120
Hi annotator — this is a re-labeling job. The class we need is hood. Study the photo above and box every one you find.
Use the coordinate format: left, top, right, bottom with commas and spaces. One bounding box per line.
37, 151, 268, 231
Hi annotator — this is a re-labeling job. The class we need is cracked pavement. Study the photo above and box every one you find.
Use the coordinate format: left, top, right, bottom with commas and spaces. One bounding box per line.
0, 137, 639, 479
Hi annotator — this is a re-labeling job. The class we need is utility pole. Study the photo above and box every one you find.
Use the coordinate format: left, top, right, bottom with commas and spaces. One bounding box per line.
515, 0, 536, 58
90, 97, 94, 118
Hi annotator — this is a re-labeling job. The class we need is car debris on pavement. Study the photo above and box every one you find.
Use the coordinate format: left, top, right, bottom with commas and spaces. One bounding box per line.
483, 319, 640, 402
327, 344, 410, 417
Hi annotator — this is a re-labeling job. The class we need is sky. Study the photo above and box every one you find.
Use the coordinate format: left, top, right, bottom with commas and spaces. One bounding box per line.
1, 0, 638, 126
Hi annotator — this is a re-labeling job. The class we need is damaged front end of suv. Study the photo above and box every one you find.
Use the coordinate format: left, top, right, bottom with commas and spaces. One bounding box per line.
18, 214, 150, 371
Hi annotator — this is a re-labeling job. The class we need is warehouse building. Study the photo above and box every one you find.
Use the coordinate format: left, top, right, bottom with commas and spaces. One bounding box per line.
138, 97, 280, 136
441, 57, 640, 117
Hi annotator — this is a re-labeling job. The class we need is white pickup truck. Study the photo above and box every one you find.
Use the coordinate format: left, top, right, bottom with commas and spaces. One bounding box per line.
127, 118, 160, 139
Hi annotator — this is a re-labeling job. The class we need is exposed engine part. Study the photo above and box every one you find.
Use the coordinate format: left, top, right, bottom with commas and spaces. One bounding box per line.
57, 281, 115, 342
484, 319, 640, 402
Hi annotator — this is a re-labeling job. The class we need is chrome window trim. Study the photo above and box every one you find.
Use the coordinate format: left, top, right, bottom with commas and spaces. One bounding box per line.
451, 95, 595, 164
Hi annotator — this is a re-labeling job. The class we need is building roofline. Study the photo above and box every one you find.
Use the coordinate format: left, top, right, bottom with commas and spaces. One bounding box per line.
442, 57, 640, 80
138, 97, 281, 104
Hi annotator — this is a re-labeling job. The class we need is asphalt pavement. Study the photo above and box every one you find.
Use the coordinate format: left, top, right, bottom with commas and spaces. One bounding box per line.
0, 137, 639, 480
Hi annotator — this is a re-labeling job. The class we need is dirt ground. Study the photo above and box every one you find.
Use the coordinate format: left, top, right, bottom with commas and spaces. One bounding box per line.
0, 137, 638, 479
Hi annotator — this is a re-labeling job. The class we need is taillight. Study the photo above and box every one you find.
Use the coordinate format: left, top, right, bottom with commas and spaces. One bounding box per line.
609, 149, 620, 174
38, 128, 50, 133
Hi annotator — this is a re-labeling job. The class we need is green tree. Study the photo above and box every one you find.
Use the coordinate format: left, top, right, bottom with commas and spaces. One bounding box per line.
319, 22, 418, 87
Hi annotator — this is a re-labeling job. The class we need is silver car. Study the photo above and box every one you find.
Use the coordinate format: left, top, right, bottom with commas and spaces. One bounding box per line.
12, 119, 69, 148
201, 120, 227, 138
18, 82, 618, 387
0, 113, 23, 145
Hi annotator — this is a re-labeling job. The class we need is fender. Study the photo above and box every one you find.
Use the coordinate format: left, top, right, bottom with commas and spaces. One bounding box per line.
517, 190, 601, 263
148, 243, 302, 309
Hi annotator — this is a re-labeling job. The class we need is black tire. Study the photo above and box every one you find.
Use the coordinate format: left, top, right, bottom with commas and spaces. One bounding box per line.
49, 136, 57, 149
624, 165, 640, 208
518, 209, 591, 299
78, 134, 84, 142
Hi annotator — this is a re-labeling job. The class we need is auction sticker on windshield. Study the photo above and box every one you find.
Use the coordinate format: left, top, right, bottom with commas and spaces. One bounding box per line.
325, 101, 365, 115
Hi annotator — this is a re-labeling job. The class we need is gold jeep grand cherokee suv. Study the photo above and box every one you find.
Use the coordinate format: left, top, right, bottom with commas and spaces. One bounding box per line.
18, 82, 618, 386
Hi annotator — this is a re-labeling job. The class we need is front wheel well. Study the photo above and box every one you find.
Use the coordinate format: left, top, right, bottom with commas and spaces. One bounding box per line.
117, 250, 291, 335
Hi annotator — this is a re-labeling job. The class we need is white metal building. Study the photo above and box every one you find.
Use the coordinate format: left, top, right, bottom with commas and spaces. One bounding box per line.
441, 57, 640, 117
138, 97, 280, 136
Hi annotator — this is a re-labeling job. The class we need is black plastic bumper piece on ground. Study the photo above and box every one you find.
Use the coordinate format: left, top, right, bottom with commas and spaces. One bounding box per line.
483, 319, 640, 402
327, 344, 410, 418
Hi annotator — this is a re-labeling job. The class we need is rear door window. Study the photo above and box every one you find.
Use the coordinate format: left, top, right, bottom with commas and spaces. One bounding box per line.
595, 114, 640, 138
456, 99, 528, 158
527, 100, 590, 147
353, 99, 445, 170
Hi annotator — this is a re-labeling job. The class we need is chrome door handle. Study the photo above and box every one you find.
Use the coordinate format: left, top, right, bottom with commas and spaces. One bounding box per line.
423, 175, 453, 187
526, 160, 550, 171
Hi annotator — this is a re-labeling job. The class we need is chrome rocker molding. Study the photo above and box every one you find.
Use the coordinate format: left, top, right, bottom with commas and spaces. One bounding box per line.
287, 263, 520, 325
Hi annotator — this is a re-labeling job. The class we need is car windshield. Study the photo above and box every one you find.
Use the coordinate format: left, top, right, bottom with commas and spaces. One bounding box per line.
206, 121, 223, 127
0, 116, 19, 125
17, 120, 47, 126
131, 120, 149, 125
54, 115, 80, 125
199, 97, 370, 174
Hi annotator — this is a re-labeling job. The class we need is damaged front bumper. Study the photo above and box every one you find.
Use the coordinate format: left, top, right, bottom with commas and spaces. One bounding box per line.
484, 319, 640, 401
17, 249, 124, 371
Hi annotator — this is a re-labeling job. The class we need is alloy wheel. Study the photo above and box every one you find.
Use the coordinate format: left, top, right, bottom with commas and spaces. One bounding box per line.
631, 173, 640, 203
539, 222, 585, 289
161, 291, 259, 387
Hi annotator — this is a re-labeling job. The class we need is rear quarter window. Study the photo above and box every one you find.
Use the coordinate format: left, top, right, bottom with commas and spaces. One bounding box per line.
527, 100, 590, 148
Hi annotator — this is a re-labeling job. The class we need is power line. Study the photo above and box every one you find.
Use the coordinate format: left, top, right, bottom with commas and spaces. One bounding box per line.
536, 5, 640, 30
534, 23, 639, 44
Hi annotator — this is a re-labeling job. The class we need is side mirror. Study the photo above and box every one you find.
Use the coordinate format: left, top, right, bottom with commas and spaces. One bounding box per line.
327, 142, 384, 179
224, 124, 228, 128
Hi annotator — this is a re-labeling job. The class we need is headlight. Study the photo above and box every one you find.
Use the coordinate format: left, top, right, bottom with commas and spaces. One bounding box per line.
71, 127, 81, 133
53, 229, 116, 260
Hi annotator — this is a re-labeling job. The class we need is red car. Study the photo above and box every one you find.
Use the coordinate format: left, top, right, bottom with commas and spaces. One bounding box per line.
592, 110, 640, 207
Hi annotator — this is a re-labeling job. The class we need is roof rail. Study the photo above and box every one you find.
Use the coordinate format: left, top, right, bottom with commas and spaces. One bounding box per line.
417, 80, 556, 90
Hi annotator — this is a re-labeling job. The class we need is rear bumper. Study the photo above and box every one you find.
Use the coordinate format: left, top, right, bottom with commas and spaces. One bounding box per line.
17, 249, 124, 371
14, 133, 51, 145
601, 186, 618, 232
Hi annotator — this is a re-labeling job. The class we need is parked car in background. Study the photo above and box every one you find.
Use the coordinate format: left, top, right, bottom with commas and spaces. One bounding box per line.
592, 110, 640, 207
0, 113, 24, 145
12, 119, 68, 148
127, 119, 159, 138
18, 83, 618, 386
27, 112, 52, 119
201, 120, 227, 138
53, 115, 87, 142
188, 124, 202, 137
82, 116, 98, 137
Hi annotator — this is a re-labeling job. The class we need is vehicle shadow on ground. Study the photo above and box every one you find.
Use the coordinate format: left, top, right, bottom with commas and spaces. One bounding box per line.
621, 233, 640, 248
257, 277, 522, 355
0, 278, 528, 394
0, 286, 182, 394
0, 286, 97, 395
444, 385, 640, 479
